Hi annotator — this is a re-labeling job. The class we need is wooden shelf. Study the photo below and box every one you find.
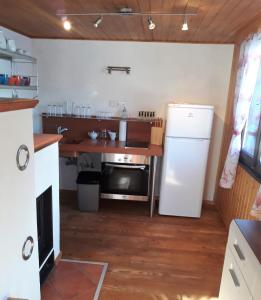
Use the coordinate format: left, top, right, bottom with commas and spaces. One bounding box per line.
0, 84, 37, 91
0, 98, 39, 112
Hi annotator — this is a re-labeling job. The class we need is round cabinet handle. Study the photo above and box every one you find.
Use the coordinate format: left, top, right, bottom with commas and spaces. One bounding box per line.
22, 236, 34, 260
16, 144, 30, 171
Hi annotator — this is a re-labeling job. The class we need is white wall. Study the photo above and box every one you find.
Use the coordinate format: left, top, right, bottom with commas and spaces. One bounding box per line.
35, 143, 60, 259
32, 39, 234, 201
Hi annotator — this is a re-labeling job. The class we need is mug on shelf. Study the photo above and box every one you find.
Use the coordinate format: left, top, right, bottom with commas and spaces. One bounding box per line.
0, 74, 8, 85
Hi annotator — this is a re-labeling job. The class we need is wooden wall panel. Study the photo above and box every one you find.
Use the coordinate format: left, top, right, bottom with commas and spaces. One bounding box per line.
42, 115, 161, 143
215, 18, 261, 228
217, 166, 259, 228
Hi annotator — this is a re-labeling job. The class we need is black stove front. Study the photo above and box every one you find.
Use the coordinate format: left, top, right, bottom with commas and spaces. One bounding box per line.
36, 186, 54, 284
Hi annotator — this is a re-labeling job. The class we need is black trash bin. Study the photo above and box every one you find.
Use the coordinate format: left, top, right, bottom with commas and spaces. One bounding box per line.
76, 171, 100, 212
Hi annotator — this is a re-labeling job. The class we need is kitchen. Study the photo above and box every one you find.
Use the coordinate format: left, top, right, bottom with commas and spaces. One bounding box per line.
0, 1, 261, 300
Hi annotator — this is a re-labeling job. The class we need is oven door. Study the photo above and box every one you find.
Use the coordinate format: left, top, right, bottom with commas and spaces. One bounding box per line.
101, 163, 150, 201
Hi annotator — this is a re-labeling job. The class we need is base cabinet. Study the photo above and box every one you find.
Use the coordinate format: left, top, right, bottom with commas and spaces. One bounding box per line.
0, 109, 40, 299
219, 220, 261, 300
219, 247, 252, 300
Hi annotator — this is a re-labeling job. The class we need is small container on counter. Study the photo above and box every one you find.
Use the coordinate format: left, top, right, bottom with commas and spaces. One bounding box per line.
119, 120, 127, 141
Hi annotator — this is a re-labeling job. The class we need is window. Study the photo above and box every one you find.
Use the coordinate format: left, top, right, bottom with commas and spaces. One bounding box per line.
240, 63, 261, 178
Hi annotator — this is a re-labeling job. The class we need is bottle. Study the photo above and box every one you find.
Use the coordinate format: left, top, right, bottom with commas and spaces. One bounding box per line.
119, 120, 127, 142
121, 105, 128, 119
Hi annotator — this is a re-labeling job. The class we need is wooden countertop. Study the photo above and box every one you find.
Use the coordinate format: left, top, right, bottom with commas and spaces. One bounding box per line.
34, 134, 63, 152
59, 139, 163, 157
235, 219, 261, 264
0, 98, 38, 112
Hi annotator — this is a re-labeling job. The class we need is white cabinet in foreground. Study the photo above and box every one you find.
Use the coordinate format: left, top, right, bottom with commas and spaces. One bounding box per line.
0, 108, 40, 299
219, 220, 261, 300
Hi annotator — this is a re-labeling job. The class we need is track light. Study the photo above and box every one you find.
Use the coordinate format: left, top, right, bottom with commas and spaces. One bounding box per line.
182, 17, 188, 31
94, 16, 103, 28
148, 17, 156, 30
62, 18, 72, 31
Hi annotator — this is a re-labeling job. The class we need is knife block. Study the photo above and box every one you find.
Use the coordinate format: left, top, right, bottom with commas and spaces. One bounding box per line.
150, 127, 164, 145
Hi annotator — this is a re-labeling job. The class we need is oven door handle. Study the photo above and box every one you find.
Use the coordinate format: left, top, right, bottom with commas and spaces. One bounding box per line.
105, 163, 146, 170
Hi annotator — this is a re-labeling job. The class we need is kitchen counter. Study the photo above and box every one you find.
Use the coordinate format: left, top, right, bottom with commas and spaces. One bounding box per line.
235, 219, 261, 264
34, 134, 62, 152
59, 138, 163, 157
59, 138, 162, 217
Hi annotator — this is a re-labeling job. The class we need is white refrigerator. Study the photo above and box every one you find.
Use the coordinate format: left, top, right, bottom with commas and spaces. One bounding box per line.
159, 103, 214, 218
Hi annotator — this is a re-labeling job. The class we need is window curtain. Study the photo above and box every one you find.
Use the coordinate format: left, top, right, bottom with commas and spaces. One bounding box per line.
220, 33, 261, 188
251, 186, 261, 219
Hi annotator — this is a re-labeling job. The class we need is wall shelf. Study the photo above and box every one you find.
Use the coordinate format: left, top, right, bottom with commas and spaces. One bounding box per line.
0, 85, 38, 91
0, 48, 37, 63
0, 47, 38, 99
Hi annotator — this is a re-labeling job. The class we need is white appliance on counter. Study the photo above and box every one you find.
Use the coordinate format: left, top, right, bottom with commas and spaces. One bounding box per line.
159, 103, 214, 218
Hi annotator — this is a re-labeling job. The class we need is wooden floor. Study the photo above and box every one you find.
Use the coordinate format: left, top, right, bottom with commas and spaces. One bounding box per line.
61, 193, 228, 300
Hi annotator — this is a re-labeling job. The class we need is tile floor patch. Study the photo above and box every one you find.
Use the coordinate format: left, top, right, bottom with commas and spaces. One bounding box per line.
41, 259, 108, 300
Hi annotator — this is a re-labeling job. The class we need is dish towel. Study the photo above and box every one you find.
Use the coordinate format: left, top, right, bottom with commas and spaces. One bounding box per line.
251, 185, 261, 219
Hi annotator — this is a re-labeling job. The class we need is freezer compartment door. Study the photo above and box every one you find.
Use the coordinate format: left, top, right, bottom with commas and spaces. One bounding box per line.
159, 137, 210, 217
166, 106, 214, 139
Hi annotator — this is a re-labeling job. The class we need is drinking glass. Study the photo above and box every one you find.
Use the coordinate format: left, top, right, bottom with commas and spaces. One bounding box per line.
47, 105, 52, 116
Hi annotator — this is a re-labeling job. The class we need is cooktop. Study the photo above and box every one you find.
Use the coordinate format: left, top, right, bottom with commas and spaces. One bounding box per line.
124, 141, 149, 149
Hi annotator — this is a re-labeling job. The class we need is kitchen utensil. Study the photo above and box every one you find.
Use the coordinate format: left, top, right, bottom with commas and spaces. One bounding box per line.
0, 31, 6, 49
88, 131, 98, 140
6, 39, 16, 52
108, 131, 117, 141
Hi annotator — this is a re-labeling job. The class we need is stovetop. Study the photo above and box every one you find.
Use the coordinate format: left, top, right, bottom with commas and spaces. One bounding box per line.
124, 141, 149, 149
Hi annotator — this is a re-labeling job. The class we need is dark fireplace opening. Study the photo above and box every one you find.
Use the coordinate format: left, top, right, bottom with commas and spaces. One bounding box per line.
37, 186, 54, 284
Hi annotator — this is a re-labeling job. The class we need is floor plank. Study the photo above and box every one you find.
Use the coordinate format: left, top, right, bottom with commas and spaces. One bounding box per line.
61, 195, 227, 300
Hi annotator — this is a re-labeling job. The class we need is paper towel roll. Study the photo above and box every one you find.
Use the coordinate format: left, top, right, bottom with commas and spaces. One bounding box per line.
119, 120, 127, 142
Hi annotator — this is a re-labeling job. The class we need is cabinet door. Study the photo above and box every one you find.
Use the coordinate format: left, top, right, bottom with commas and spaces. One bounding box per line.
0, 109, 40, 299
219, 247, 252, 300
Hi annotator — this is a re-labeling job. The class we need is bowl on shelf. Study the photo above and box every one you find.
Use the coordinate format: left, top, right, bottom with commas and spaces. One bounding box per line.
6, 39, 16, 52
0, 31, 7, 49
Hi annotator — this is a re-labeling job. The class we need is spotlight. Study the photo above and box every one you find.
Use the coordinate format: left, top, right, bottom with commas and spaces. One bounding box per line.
182, 17, 188, 31
94, 16, 103, 28
63, 18, 72, 31
148, 17, 156, 30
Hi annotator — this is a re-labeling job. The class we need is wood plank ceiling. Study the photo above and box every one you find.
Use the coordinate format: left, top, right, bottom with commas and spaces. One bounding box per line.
0, 0, 261, 43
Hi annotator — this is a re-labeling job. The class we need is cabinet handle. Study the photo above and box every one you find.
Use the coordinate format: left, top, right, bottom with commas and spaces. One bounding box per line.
233, 243, 245, 260
16, 144, 30, 171
22, 236, 34, 260
229, 268, 240, 287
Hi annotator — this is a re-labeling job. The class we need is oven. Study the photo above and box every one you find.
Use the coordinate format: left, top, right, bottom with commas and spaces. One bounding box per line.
101, 153, 151, 201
